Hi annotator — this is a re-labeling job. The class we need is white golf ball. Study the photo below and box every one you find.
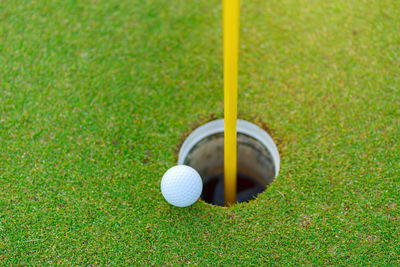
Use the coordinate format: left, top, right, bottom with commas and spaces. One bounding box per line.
161, 165, 203, 207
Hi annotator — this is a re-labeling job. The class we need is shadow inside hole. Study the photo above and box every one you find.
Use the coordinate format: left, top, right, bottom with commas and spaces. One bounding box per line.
184, 133, 275, 206
201, 172, 266, 206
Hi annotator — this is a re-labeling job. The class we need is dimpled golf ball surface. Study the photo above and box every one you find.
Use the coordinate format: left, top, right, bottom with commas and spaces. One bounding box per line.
161, 165, 203, 207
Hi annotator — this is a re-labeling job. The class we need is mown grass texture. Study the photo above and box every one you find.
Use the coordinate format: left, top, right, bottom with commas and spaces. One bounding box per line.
0, 0, 399, 264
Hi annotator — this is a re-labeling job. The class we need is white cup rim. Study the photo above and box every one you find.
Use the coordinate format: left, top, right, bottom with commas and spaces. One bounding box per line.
178, 119, 280, 178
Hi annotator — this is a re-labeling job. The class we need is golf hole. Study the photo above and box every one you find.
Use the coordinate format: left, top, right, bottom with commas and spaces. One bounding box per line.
178, 120, 280, 206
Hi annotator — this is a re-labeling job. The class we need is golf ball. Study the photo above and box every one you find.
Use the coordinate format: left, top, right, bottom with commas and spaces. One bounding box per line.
161, 165, 203, 207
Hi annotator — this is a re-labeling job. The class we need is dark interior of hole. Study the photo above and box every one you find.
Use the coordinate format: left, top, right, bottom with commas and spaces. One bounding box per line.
201, 172, 266, 206
182, 132, 277, 206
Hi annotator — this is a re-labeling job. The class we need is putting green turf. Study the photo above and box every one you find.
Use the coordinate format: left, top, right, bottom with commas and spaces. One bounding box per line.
1, 0, 399, 264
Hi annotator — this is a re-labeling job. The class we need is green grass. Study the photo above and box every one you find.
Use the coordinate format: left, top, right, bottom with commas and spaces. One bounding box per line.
1, 0, 399, 264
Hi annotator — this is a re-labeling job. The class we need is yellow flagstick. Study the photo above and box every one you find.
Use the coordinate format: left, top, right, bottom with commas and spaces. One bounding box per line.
223, 0, 240, 206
